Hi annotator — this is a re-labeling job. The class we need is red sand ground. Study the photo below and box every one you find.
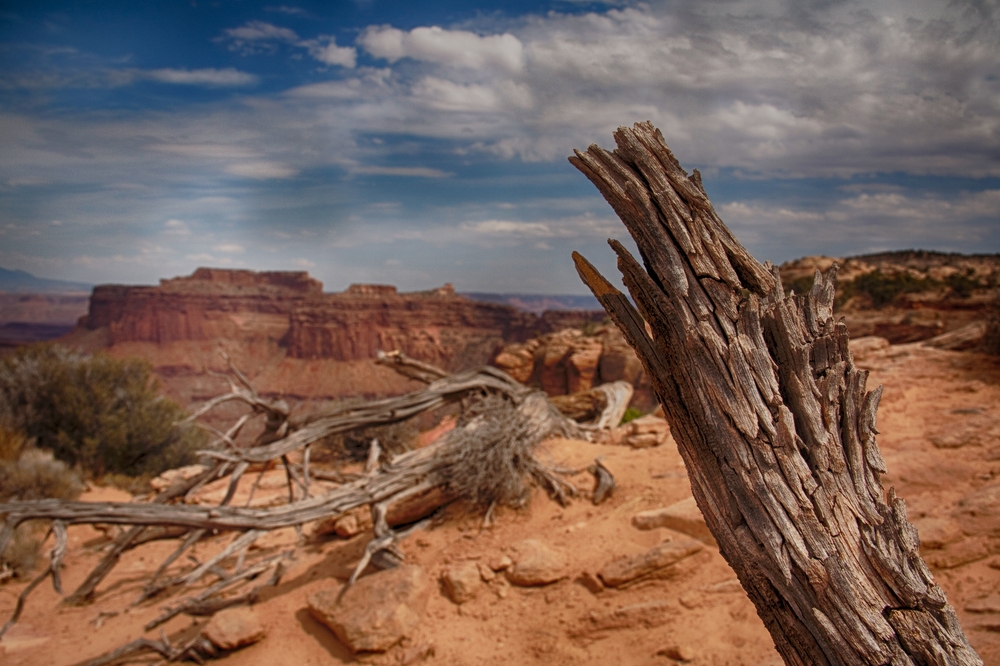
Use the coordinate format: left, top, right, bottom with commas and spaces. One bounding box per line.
2, 340, 1000, 665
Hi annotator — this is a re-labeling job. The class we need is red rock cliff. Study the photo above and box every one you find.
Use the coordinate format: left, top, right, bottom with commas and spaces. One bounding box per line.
77, 268, 605, 371
82, 269, 322, 345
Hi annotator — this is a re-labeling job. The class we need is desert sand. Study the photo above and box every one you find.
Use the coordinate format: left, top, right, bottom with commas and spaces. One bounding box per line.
2, 338, 999, 665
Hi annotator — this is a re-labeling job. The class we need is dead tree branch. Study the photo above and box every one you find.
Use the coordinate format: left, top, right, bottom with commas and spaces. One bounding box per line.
0, 349, 614, 653
571, 121, 980, 665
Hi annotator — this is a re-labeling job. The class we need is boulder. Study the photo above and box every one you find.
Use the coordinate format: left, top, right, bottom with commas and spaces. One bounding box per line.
441, 561, 481, 604
632, 496, 716, 545
201, 607, 266, 650
308, 565, 430, 652
599, 534, 704, 588
506, 540, 567, 586
618, 414, 670, 448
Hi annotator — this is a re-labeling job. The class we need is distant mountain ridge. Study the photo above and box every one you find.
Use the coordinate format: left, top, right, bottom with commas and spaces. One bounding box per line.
0, 266, 92, 293
461, 292, 600, 314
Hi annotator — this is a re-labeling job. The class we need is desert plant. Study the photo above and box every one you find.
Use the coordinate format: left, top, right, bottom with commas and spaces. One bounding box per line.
0, 426, 83, 578
839, 269, 938, 309
620, 407, 643, 425
0, 343, 203, 479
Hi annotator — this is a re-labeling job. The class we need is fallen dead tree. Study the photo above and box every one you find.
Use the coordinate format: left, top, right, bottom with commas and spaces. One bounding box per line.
571, 122, 981, 664
0, 350, 622, 660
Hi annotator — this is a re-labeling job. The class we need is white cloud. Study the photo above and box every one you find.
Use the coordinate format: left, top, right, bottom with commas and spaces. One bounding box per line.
144, 68, 258, 87
292, 258, 316, 268
303, 39, 357, 68
359, 25, 524, 71
224, 161, 298, 179
222, 20, 299, 53
213, 244, 245, 254
163, 219, 192, 236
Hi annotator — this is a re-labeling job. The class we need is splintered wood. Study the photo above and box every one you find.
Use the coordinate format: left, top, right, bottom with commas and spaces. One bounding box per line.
571, 121, 981, 665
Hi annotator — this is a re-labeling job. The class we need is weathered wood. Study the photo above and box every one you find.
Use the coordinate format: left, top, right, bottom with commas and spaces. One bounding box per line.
571, 121, 981, 665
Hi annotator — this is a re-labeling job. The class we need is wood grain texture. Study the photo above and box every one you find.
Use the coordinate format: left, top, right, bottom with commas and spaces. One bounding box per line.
571, 121, 981, 665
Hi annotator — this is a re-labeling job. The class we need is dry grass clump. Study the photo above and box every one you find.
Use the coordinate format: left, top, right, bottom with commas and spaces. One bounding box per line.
441, 393, 546, 510
0, 427, 83, 579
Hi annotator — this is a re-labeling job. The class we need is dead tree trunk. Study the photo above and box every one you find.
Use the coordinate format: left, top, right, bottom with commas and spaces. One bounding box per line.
571, 121, 981, 665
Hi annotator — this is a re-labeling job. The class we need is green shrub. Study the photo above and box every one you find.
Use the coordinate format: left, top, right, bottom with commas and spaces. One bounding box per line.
944, 271, 980, 299
840, 270, 938, 309
620, 407, 643, 425
0, 344, 203, 479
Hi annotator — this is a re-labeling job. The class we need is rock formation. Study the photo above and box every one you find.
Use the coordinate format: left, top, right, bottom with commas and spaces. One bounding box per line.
780, 251, 1000, 344
64, 268, 609, 415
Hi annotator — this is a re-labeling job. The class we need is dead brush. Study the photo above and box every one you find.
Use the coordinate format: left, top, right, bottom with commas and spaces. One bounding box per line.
439, 392, 575, 510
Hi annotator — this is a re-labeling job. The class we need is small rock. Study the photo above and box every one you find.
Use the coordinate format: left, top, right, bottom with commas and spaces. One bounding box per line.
599, 533, 703, 588
576, 571, 605, 594
313, 509, 372, 538
201, 607, 266, 651
658, 644, 697, 662
620, 415, 670, 448
477, 562, 496, 582
506, 540, 567, 587
308, 565, 430, 652
441, 561, 481, 604
632, 496, 716, 546
489, 554, 513, 571
150, 464, 209, 492
397, 642, 436, 664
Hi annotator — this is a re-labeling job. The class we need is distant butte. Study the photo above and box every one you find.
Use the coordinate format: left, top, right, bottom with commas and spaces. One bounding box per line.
60, 268, 609, 420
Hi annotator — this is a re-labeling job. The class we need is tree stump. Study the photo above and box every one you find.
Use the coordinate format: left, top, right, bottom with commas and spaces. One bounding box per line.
571, 121, 982, 665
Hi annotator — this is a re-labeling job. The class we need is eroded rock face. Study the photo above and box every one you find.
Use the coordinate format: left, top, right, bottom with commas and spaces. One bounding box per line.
307, 565, 431, 653
75, 268, 605, 373
493, 326, 656, 411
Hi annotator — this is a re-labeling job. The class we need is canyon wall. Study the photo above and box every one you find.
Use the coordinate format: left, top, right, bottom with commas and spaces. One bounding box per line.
67, 268, 617, 414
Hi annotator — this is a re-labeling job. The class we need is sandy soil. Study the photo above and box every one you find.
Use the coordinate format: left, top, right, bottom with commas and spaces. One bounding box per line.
2, 340, 1000, 665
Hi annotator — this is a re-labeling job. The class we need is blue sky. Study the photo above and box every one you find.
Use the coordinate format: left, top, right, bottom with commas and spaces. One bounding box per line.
1, 1, 998, 294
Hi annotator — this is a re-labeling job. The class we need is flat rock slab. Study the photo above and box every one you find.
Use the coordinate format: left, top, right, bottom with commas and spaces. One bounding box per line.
632, 496, 717, 546
308, 565, 430, 652
202, 607, 266, 651
599, 534, 703, 588
570, 600, 678, 637
506, 539, 567, 586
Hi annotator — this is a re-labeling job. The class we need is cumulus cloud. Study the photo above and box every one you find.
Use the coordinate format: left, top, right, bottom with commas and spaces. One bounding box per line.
358, 25, 524, 71
304, 40, 357, 68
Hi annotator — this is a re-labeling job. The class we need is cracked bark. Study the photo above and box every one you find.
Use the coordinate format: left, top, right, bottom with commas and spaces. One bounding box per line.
571, 121, 981, 665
